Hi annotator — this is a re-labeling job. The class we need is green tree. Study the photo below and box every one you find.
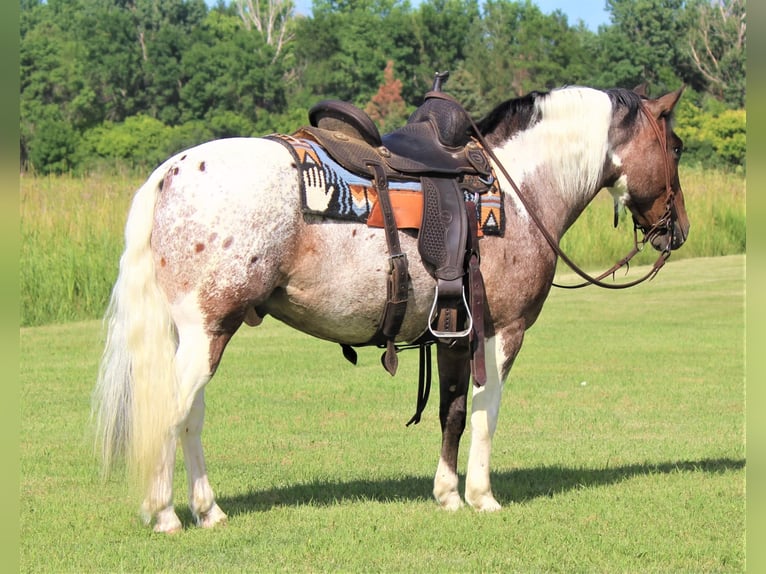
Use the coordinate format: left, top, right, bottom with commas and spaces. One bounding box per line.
594, 0, 686, 90
178, 11, 288, 131
293, 0, 417, 105
20, 0, 91, 170
462, 0, 597, 103
685, 0, 746, 107
74, 4, 146, 122
132, 0, 209, 124
26, 111, 80, 174
410, 0, 481, 96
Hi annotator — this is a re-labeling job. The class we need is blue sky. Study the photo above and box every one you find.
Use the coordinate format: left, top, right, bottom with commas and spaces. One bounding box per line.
289, 1, 610, 31
532, 0, 609, 30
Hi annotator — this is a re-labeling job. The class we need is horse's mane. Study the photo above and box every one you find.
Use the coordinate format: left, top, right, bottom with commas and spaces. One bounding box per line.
476, 91, 546, 147
476, 86, 619, 201
477, 86, 650, 143
603, 87, 644, 129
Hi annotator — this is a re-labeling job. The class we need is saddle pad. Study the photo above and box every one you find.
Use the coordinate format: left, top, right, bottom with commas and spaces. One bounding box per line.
267, 133, 505, 237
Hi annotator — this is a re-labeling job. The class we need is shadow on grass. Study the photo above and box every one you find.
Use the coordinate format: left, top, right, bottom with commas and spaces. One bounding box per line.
215, 457, 744, 520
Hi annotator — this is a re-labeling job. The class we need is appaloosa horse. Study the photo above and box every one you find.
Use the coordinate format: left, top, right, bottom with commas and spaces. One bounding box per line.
93, 84, 689, 532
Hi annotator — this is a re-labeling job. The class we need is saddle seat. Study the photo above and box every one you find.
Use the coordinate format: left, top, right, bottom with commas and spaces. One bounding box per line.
305, 93, 492, 180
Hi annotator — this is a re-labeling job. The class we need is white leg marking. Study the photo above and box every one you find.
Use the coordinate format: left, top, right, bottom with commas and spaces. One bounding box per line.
141, 434, 182, 533
172, 298, 228, 529
181, 390, 227, 528
465, 335, 506, 511
143, 294, 228, 532
433, 456, 463, 511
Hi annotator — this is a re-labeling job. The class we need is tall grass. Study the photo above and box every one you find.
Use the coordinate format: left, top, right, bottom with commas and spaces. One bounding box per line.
559, 167, 746, 269
19, 166, 745, 326
20, 172, 141, 326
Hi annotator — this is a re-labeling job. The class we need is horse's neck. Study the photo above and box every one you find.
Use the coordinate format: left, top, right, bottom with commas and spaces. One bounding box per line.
491, 142, 605, 242
488, 88, 612, 239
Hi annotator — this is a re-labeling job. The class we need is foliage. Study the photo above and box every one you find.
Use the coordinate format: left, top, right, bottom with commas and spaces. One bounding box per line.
674, 94, 747, 170
464, 0, 596, 106
78, 115, 175, 169
685, 0, 746, 107
595, 0, 688, 92
25, 112, 80, 174
409, 0, 481, 96
19, 0, 747, 174
293, 0, 418, 105
177, 11, 289, 127
364, 60, 411, 132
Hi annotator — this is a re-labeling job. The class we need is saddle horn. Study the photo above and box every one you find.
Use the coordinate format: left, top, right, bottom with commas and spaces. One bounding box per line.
432, 71, 450, 92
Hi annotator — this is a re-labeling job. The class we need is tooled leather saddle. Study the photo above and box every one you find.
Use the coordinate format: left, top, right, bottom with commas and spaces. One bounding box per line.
296, 73, 493, 420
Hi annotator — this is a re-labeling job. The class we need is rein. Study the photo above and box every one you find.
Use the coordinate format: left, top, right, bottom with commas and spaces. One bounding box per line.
468, 101, 678, 290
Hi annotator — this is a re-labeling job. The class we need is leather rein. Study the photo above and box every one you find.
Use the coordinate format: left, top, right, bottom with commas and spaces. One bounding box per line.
468, 101, 678, 290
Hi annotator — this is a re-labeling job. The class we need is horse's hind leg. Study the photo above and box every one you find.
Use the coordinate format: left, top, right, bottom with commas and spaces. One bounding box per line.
433, 342, 470, 510
180, 388, 228, 528
174, 311, 238, 529
144, 301, 237, 532
142, 314, 214, 532
141, 431, 181, 532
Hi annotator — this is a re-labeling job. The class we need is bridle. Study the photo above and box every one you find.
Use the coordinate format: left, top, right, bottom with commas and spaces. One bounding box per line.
470, 100, 679, 290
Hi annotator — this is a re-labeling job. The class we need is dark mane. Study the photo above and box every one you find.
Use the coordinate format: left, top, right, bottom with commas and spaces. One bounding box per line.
604, 87, 644, 127
476, 91, 548, 147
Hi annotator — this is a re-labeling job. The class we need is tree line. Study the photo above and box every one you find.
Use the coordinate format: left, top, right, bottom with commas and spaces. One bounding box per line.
20, 0, 746, 174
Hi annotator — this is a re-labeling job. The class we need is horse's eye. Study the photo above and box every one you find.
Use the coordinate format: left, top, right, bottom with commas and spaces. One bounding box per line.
672, 145, 683, 158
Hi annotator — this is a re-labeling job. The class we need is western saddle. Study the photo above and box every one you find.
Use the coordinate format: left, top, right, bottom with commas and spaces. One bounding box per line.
299, 73, 493, 419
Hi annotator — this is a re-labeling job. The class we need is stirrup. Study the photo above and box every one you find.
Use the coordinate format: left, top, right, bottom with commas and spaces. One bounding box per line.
427, 284, 473, 339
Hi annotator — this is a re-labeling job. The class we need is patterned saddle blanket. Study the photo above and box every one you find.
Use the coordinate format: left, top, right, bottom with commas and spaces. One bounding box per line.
268, 133, 505, 237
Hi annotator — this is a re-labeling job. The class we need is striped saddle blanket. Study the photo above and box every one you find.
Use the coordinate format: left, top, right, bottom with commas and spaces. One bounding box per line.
268, 133, 505, 237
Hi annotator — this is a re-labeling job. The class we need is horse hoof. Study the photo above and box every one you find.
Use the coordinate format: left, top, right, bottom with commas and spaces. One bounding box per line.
466, 493, 502, 512
152, 508, 183, 533
196, 504, 228, 529
438, 493, 465, 512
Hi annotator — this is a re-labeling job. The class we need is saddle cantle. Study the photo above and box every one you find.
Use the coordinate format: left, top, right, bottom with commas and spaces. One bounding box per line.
306, 93, 492, 178
296, 73, 492, 403
308, 100, 383, 147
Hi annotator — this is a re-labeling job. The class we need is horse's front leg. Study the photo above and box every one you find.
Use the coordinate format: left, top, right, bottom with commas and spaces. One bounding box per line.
465, 325, 524, 511
433, 341, 471, 510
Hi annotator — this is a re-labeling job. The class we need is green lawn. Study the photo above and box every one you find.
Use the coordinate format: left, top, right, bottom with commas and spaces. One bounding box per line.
19, 255, 745, 573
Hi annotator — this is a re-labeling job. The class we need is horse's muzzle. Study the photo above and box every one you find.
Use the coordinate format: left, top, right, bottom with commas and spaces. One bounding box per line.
649, 218, 689, 252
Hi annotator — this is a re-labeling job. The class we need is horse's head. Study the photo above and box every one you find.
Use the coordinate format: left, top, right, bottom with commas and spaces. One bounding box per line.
606, 86, 690, 253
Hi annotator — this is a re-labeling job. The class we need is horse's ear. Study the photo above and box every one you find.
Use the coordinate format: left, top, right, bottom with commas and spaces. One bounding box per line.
633, 83, 649, 97
645, 85, 685, 118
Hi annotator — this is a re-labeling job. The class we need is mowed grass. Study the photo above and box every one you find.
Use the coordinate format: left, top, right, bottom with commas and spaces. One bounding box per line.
19, 255, 745, 573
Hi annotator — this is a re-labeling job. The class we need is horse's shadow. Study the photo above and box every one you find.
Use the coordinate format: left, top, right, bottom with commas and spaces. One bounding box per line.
209, 457, 744, 521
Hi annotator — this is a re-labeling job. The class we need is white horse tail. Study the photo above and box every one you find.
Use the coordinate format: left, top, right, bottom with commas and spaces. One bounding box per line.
92, 165, 178, 494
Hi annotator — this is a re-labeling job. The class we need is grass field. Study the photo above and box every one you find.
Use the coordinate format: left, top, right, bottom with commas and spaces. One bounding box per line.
19, 255, 745, 572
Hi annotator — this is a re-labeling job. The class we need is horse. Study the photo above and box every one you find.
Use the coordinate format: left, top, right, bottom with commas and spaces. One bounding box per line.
92, 84, 689, 533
